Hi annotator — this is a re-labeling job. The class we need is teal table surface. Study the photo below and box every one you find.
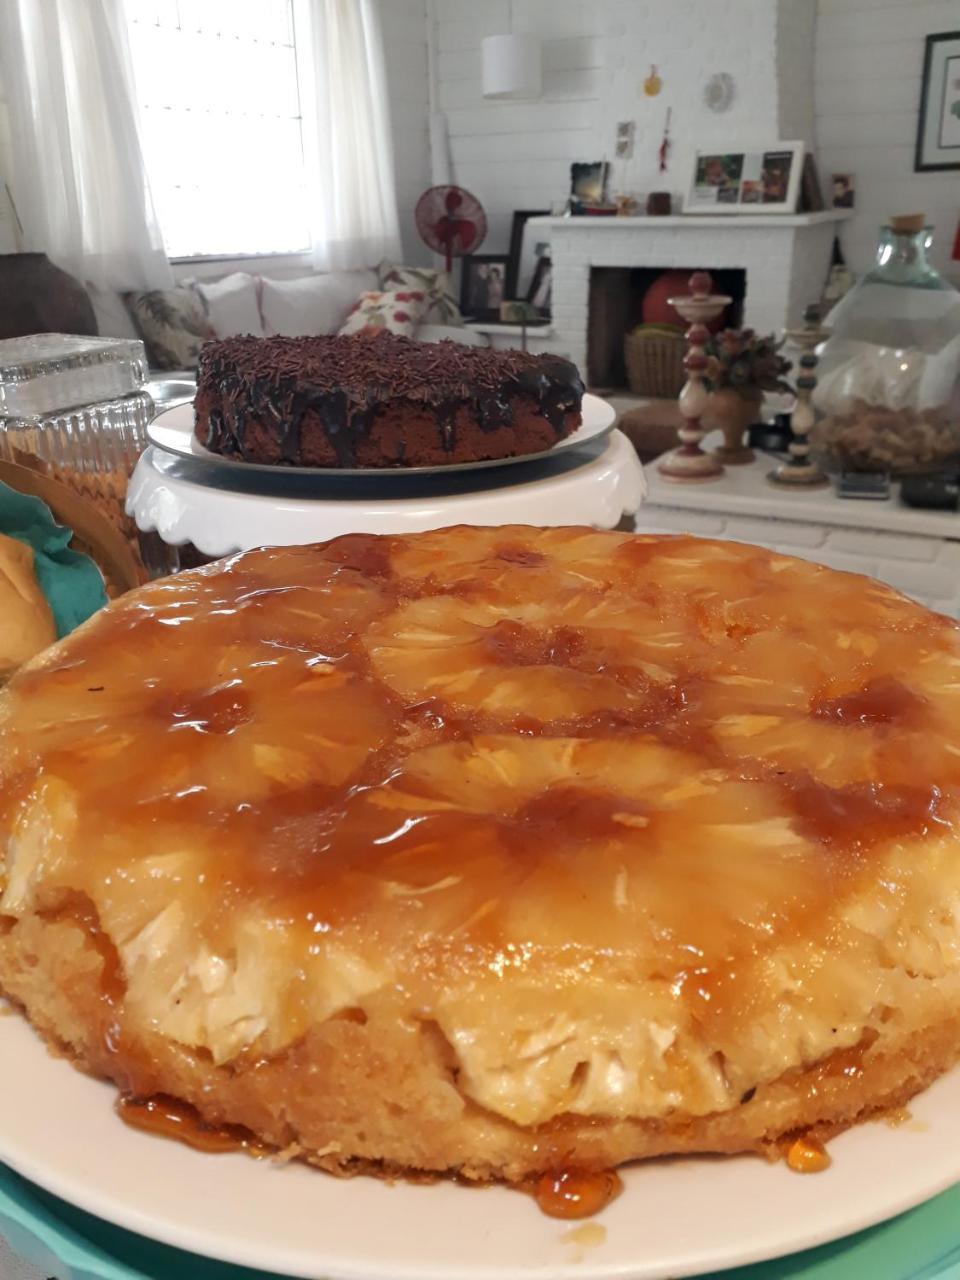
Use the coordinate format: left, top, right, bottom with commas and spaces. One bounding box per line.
2, 1162, 960, 1280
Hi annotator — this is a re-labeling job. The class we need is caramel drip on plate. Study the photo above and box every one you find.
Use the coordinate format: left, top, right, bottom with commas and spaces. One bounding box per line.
533, 1169, 623, 1219
785, 1135, 832, 1174
116, 1096, 272, 1159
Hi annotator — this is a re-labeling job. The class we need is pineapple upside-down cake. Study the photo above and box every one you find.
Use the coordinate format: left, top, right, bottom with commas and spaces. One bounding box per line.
2, 525, 960, 1186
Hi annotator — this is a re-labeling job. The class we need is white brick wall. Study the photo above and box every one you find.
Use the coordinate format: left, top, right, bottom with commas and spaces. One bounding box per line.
639, 505, 960, 616
814, 0, 960, 285
430, 0, 816, 263
421, 0, 958, 286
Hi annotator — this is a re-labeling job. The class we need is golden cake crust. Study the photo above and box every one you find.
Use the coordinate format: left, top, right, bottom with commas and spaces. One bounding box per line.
3, 526, 960, 1183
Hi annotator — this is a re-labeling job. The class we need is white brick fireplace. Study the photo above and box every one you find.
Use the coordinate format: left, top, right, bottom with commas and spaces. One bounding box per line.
526, 211, 852, 376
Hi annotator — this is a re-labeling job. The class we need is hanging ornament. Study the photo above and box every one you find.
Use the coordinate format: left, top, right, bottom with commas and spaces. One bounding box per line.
658, 107, 672, 173
643, 65, 662, 97
704, 71, 736, 114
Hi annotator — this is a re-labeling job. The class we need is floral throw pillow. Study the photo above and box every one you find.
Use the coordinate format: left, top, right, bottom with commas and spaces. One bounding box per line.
377, 263, 463, 327
338, 289, 427, 338
125, 287, 215, 370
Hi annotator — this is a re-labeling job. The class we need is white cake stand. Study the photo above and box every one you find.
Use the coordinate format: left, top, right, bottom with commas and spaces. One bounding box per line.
126, 430, 646, 561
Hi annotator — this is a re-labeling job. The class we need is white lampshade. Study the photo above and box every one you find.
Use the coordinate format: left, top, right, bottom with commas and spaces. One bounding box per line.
481, 33, 542, 99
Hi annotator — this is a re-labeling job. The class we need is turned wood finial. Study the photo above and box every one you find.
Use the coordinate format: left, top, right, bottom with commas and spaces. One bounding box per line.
768, 303, 830, 490
657, 272, 731, 484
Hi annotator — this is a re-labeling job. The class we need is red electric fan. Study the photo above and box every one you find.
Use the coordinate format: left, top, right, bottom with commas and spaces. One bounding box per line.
415, 185, 487, 272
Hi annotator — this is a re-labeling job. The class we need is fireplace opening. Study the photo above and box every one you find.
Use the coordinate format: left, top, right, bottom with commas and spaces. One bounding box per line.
587, 267, 747, 392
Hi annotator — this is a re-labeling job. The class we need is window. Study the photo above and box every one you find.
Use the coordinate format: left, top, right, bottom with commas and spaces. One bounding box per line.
124, 0, 310, 259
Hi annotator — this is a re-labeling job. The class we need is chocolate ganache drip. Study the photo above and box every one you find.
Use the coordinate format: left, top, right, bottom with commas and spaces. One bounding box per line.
194, 333, 585, 469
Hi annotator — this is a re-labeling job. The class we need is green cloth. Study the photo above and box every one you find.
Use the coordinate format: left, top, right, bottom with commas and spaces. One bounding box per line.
0, 480, 107, 638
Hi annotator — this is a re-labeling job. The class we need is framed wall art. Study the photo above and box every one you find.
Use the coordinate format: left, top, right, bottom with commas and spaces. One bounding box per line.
915, 30, 960, 172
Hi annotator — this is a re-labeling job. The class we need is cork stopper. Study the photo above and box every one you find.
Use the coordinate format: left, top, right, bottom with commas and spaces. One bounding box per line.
889, 213, 926, 234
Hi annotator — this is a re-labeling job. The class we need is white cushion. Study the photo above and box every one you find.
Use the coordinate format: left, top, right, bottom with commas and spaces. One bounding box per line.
88, 286, 140, 339
260, 270, 378, 337
194, 272, 263, 338
417, 324, 489, 347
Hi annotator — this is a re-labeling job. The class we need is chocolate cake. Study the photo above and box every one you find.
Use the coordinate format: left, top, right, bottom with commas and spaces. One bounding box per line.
194, 333, 585, 468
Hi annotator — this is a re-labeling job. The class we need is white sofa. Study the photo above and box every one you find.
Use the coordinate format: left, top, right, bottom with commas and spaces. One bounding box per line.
90, 267, 483, 373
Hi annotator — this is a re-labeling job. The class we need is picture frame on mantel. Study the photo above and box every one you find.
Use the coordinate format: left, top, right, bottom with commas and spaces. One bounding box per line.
505, 209, 549, 299
684, 142, 804, 214
460, 253, 510, 320
915, 30, 960, 172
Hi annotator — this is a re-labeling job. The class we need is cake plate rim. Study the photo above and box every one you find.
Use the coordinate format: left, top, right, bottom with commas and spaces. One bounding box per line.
3, 1007, 960, 1280
146, 394, 618, 478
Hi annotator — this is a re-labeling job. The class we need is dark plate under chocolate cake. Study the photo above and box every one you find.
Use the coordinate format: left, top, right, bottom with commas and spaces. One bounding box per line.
193, 333, 585, 469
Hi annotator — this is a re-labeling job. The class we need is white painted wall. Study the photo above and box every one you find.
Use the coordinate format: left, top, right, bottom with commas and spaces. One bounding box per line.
378, 0, 431, 263
431, 0, 814, 261
777, 0, 817, 144
814, 0, 959, 282
0, 66, 18, 253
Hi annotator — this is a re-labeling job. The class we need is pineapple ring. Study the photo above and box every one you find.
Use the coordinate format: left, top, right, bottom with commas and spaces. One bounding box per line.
371, 733, 703, 816
363, 592, 687, 723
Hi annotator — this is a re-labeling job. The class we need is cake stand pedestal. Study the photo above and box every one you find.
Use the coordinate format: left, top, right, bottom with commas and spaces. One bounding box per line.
126, 430, 647, 570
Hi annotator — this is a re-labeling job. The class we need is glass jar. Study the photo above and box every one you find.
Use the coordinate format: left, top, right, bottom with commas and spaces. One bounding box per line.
811, 220, 960, 474
0, 335, 153, 551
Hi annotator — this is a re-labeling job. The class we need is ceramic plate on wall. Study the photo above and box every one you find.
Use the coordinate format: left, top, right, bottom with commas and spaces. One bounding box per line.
147, 395, 617, 477
3, 1008, 960, 1280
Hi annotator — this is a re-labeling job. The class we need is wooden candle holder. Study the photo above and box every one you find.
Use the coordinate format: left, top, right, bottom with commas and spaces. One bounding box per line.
657, 272, 730, 484
769, 304, 829, 489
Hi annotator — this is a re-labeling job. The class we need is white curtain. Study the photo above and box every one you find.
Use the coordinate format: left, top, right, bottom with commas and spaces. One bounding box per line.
295, 0, 402, 271
0, 0, 172, 292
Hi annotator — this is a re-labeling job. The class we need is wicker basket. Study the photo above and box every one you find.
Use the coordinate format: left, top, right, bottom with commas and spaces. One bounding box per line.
624, 329, 686, 399
0, 459, 142, 597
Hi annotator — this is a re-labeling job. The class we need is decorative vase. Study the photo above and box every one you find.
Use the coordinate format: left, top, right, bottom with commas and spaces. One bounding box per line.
0, 253, 97, 341
706, 387, 759, 464
812, 215, 960, 475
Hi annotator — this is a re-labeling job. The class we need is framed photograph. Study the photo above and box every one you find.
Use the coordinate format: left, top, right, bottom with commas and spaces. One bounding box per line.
570, 161, 608, 205
831, 173, 855, 209
460, 254, 510, 320
799, 153, 825, 212
685, 142, 804, 215
915, 30, 960, 171
505, 210, 549, 299
526, 255, 552, 313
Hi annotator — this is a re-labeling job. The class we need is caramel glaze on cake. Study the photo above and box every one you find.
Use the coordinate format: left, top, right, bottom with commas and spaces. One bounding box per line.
4, 527, 960, 1193
193, 333, 585, 468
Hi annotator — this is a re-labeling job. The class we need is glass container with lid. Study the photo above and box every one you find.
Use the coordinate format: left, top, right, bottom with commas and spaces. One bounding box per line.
811, 215, 960, 474
0, 335, 152, 550
0, 334, 147, 418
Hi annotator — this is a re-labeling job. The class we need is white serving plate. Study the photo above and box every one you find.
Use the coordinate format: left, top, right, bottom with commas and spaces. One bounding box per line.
2, 1007, 960, 1280
146, 394, 616, 477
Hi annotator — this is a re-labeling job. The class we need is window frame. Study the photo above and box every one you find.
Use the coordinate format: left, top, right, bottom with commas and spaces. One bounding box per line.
125, 0, 311, 262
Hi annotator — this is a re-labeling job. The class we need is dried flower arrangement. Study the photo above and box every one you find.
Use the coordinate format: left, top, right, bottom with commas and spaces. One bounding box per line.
704, 329, 793, 399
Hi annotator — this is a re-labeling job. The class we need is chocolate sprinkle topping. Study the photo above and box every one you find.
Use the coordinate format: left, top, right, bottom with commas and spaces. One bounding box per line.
194, 333, 585, 468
